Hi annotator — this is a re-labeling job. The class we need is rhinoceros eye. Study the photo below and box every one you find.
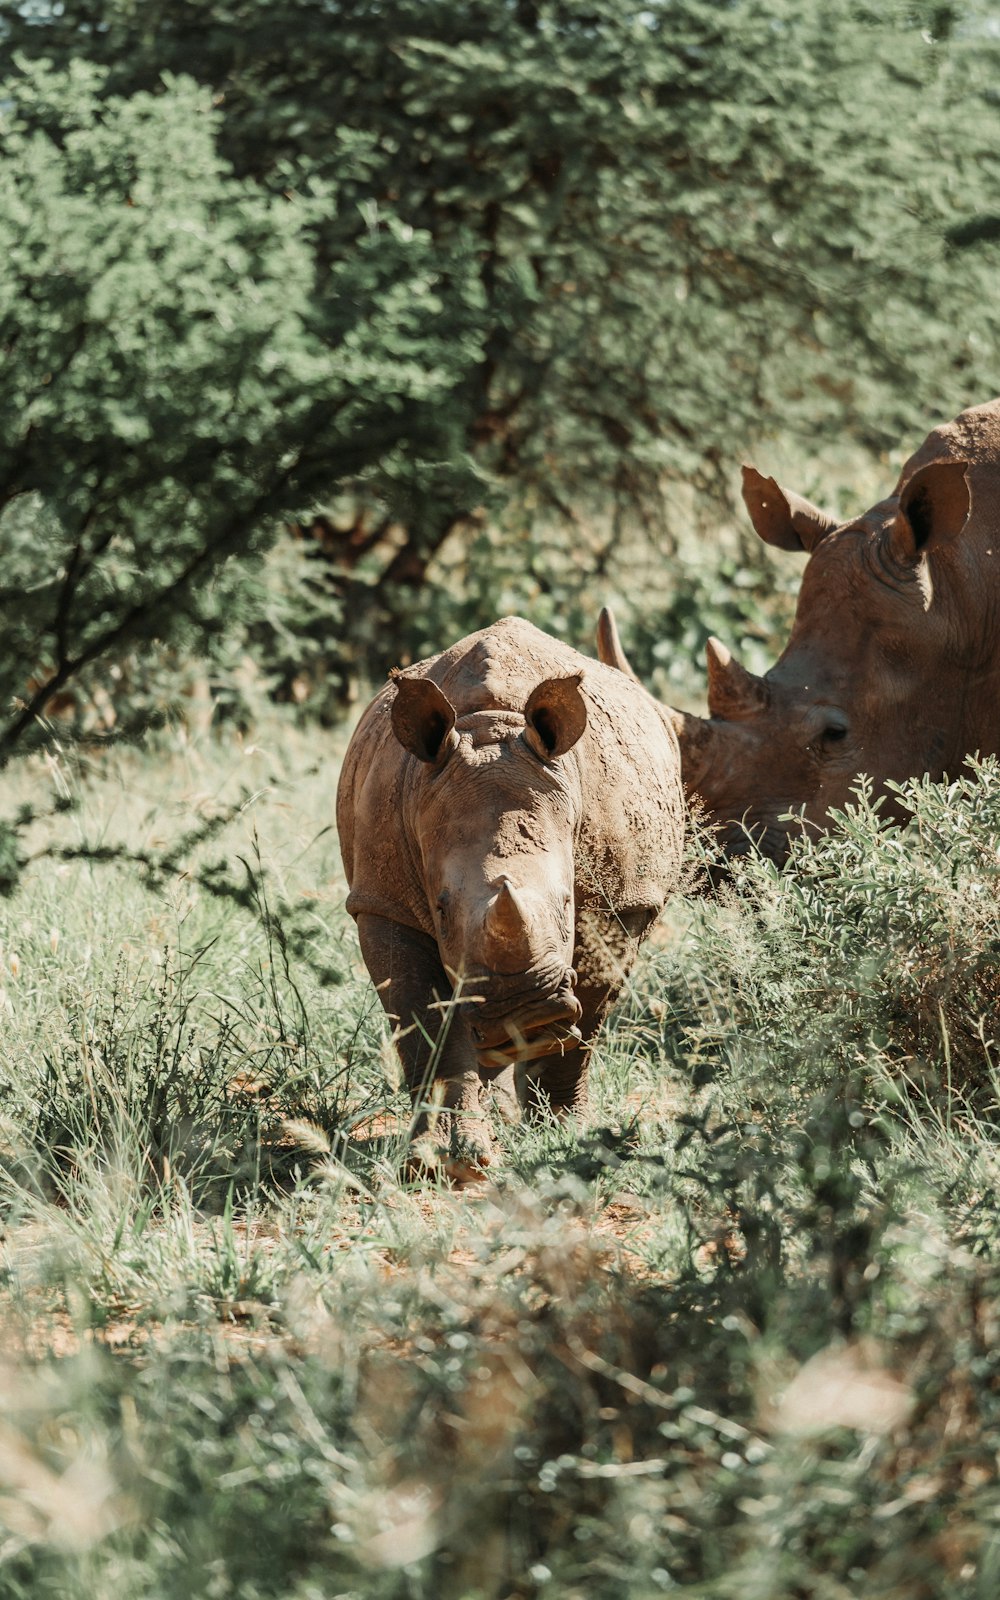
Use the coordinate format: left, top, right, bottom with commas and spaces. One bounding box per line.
817, 719, 849, 752
618, 905, 657, 939
435, 892, 450, 927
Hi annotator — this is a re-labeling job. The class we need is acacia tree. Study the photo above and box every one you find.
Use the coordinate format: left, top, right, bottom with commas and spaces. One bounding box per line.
2, 1, 999, 701
0, 58, 483, 757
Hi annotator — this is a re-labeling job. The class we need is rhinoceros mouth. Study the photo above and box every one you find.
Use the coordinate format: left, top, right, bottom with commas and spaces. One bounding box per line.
719, 817, 797, 867
471, 994, 583, 1069
476, 1018, 584, 1069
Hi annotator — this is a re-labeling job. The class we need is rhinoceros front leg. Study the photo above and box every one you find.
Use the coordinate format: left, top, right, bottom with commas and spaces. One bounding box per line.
519, 906, 647, 1118
355, 913, 493, 1181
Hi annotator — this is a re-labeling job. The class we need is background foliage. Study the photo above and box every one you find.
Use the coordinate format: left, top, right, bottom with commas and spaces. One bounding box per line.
0, 54, 478, 760
1, 0, 999, 734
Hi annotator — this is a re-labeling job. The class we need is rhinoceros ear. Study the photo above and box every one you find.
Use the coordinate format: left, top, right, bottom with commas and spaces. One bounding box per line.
741, 466, 839, 553
389, 671, 458, 764
889, 459, 971, 564
524, 673, 588, 760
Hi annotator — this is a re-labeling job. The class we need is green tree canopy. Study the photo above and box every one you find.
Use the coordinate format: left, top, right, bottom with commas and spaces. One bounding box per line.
0, 57, 481, 757
1, 1, 999, 724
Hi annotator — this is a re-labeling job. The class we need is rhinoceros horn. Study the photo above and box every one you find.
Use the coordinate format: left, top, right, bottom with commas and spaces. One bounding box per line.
482, 877, 534, 974
705, 638, 769, 721
597, 606, 700, 747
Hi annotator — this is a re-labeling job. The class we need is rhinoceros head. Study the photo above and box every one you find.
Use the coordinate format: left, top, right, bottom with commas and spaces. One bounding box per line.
673, 454, 973, 861
389, 669, 588, 1064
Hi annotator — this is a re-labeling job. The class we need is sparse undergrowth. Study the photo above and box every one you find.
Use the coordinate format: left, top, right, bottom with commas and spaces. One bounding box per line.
2, 728, 1000, 1598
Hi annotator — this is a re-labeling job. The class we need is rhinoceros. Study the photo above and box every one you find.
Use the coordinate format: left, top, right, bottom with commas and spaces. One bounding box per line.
337, 617, 684, 1180
600, 398, 1000, 863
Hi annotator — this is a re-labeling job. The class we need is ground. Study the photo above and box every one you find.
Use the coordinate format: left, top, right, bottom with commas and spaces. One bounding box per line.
1, 718, 1000, 1598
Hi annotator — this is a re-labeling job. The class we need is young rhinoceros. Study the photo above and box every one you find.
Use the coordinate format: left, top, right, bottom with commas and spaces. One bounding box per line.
337, 617, 684, 1181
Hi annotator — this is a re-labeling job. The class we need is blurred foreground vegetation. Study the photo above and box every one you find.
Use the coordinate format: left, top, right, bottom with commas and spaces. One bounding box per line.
2, 728, 1000, 1596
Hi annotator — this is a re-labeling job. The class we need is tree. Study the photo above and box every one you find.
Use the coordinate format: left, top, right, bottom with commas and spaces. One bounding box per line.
2, 2, 999, 702
0, 57, 482, 758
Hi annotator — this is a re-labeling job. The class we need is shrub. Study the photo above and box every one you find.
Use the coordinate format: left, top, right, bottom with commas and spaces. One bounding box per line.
654, 760, 1000, 1108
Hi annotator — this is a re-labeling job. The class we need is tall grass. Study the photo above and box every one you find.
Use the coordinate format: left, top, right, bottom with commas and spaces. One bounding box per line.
2, 725, 1000, 1597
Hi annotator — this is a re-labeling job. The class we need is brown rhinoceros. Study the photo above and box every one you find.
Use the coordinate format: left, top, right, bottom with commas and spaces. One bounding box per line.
337, 617, 684, 1180
601, 398, 999, 863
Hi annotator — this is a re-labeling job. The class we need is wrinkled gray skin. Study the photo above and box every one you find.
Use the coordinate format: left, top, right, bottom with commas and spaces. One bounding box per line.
601, 399, 1000, 863
337, 617, 683, 1181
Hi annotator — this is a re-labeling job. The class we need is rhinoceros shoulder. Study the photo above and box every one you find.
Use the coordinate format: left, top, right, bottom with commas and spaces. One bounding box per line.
568, 660, 685, 912
336, 689, 430, 933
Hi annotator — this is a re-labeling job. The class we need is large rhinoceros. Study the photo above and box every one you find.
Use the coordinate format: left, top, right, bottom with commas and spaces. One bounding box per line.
337, 617, 684, 1181
601, 398, 999, 863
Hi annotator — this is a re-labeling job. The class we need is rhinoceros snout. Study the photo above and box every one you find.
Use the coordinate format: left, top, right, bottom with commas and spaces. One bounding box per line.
718, 818, 794, 867
475, 875, 573, 977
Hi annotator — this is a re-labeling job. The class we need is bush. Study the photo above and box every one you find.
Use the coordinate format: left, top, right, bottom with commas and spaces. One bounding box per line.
653, 759, 1000, 1108
2, 738, 1000, 1597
